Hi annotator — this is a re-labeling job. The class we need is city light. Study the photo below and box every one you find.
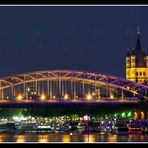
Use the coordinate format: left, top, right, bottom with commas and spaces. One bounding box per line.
114, 114, 118, 117
134, 112, 138, 120
83, 115, 90, 121
121, 112, 126, 118
127, 112, 132, 117
141, 111, 144, 120
110, 94, 114, 99
70, 133, 73, 136
127, 86, 130, 90
40, 94, 46, 101
16, 94, 23, 101
86, 94, 92, 100
92, 92, 95, 96
13, 116, 21, 122
64, 94, 68, 100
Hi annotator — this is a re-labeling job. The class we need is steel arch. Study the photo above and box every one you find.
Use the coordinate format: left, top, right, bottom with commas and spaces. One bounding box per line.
0, 70, 147, 100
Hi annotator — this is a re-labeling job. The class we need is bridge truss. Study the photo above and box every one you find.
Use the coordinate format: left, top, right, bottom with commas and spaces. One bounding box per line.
0, 70, 147, 103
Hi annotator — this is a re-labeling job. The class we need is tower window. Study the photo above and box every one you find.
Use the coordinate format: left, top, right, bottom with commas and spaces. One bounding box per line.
140, 72, 142, 76
136, 72, 138, 76
143, 72, 146, 76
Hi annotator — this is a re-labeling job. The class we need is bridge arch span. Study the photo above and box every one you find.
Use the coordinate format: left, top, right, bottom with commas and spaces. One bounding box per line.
0, 70, 147, 101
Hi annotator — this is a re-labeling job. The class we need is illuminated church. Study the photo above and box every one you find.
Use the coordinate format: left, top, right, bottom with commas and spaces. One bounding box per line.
126, 29, 148, 84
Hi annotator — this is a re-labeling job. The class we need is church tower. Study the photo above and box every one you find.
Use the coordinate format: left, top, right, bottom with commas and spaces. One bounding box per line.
126, 28, 148, 84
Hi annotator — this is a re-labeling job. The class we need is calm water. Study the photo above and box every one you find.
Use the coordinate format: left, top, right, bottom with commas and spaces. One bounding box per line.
0, 133, 148, 143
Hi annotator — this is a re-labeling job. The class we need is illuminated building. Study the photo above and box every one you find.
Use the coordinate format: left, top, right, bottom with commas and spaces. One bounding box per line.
126, 28, 148, 84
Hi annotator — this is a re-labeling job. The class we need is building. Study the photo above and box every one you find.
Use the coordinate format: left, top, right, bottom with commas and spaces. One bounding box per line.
126, 29, 148, 84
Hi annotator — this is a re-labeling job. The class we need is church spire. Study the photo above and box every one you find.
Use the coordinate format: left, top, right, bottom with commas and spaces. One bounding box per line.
135, 27, 146, 67
135, 27, 141, 54
137, 26, 140, 34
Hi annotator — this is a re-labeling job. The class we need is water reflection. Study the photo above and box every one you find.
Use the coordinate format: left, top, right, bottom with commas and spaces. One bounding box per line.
0, 133, 148, 142
0, 135, 4, 142
38, 135, 49, 143
107, 135, 117, 142
128, 134, 146, 142
88, 134, 95, 142
16, 135, 26, 143
84, 134, 89, 143
62, 135, 71, 142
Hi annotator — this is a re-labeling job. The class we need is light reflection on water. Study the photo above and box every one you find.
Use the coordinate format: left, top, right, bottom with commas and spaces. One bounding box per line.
16, 135, 26, 143
0, 133, 148, 143
62, 135, 71, 142
37, 135, 49, 143
107, 135, 117, 142
0, 135, 3, 142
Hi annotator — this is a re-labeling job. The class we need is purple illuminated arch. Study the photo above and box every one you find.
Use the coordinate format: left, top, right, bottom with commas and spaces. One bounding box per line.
0, 70, 147, 100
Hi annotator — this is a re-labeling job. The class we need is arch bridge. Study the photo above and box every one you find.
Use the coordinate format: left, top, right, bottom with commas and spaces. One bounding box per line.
0, 70, 147, 103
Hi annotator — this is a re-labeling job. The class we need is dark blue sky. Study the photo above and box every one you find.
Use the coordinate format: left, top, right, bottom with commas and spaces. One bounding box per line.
0, 6, 148, 78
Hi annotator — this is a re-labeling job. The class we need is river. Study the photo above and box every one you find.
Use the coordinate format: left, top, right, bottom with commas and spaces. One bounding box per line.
0, 133, 148, 143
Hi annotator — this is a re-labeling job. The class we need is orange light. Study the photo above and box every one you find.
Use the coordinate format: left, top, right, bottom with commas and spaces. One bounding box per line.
134, 112, 138, 120
86, 94, 92, 100
64, 94, 68, 100
141, 111, 144, 120
40, 94, 46, 101
127, 86, 130, 90
17, 94, 23, 101
110, 94, 114, 99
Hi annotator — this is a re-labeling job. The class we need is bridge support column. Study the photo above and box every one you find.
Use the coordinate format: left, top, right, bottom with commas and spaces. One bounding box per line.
82, 81, 85, 99
50, 80, 52, 99
0, 81, 2, 100
11, 86, 14, 100
71, 81, 73, 100
59, 79, 61, 100
121, 89, 124, 100
47, 79, 49, 99
23, 83, 26, 100
0, 89, 3, 100
61, 80, 64, 98
35, 81, 38, 100
74, 81, 76, 100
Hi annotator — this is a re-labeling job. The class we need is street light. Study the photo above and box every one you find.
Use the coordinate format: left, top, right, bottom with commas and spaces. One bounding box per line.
64, 94, 68, 100
86, 94, 92, 101
16, 94, 23, 101
40, 94, 46, 101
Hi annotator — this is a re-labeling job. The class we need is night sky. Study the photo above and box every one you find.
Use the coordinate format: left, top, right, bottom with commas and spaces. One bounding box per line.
0, 6, 148, 78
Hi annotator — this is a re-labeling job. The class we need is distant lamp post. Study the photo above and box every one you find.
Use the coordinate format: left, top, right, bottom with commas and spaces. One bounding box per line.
86, 94, 92, 101
64, 94, 68, 100
40, 94, 46, 101
110, 94, 114, 99
16, 94, 23, 101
